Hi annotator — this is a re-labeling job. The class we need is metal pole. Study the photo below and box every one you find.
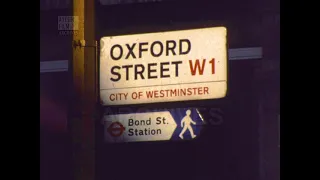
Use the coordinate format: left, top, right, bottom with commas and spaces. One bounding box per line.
71, 0, 96, 180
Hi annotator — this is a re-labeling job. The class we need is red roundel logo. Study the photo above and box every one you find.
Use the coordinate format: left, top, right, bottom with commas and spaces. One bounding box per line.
107, 122, 125, 137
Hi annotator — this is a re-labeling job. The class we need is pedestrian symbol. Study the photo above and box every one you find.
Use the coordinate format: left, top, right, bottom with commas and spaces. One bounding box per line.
169, 108, 203, 141
179, 110, 197, 139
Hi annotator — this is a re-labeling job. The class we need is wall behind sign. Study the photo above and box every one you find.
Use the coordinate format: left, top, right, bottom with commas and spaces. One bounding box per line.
40, 71, 71, 180
40, 0, 169, 10
40, 72, 69, 133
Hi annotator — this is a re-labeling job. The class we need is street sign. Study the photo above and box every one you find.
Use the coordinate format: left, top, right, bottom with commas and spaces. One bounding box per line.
100, 27, 228, 105
103, 108, 204, 143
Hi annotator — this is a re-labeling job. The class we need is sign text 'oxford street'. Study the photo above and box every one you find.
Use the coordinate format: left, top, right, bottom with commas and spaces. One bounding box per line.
100, 27, 228, 105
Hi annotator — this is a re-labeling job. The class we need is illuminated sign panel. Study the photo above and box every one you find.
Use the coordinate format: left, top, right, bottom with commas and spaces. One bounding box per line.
103, 108, 204, 143
100, 27, 227, 105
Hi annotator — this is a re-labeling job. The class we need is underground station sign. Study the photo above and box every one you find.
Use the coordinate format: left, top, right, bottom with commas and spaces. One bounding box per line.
100, 27, 228, 106
103, 108, 204, 143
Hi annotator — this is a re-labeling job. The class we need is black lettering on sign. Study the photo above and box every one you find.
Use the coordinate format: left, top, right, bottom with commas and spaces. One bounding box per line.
110, 66, 121, 82
148, 63, 157, 79
128, 119, 134, 126
110, 39, 191, 60
160, 62, 170, 78
171, 61, 183, 77
166, 40, 176, 56
122, 65, 133, 81
139, 42, 148, 58
110, 44, 123, 60
150, 41, 163, 57
179, 39, 191, 55
125, 43, 136, 59
135, 64, 145, 80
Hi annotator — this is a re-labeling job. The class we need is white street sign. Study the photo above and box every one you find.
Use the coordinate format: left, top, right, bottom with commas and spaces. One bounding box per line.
104, 111, 177, 143
100, 27, 228, 105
